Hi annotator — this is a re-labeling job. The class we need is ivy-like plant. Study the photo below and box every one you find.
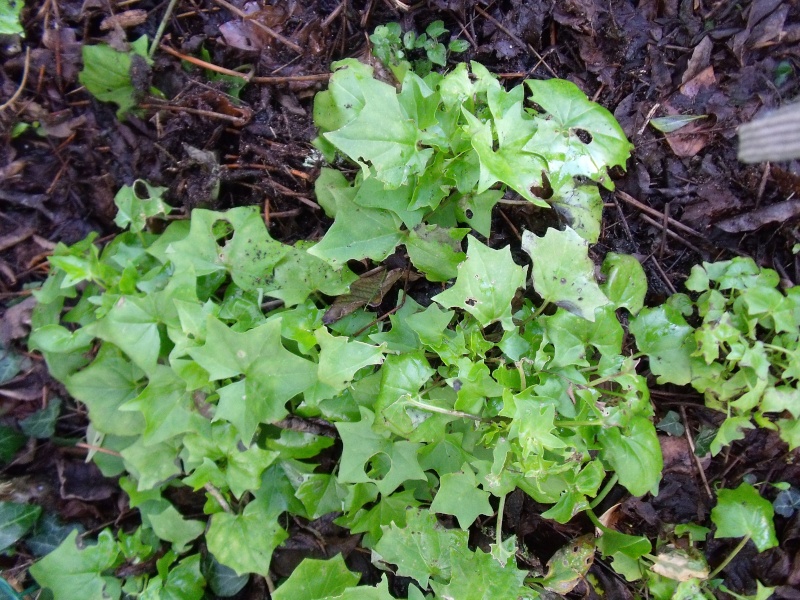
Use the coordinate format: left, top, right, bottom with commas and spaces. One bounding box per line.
310, 59, 632, 281
631, 257, 800, 454
25, 168, 665, 597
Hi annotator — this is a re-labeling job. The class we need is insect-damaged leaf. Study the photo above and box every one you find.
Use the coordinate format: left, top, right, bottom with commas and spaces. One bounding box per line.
523, 227, 609, 321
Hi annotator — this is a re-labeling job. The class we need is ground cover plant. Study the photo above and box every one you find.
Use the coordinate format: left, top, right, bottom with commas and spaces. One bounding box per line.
2, 1, 800, 599
13, 55, 796, 600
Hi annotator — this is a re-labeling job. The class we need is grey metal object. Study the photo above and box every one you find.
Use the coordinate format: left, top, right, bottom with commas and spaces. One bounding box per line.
738, 101, 800, 163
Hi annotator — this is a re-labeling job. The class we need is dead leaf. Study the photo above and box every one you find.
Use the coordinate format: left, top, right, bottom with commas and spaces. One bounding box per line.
665, 120, 712, 157
100, 9, 148, 30
679, 65, 715, 99
323, 268, 404, 325
0, 296, 37, 345
681, 36, 713, 86
715, 199, 800, 233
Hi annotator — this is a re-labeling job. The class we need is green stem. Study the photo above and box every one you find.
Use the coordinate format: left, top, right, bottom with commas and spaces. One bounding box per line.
515, 361, 527, 390
531, 301, 550, 320
406, 399, 483, 421
557, 419, 602, 428
149, 0, 180, 58
708, 535, 750, 579
496, 493, 506, 549
589, 474, 618, 509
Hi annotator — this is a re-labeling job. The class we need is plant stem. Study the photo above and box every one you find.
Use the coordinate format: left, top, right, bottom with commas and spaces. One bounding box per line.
590, 474, 618, 509
708, 535, 750, 579
150, 0, 180, 58
532, 301, 550, 320
496, 493, 506, 549
406, 399, 483, 421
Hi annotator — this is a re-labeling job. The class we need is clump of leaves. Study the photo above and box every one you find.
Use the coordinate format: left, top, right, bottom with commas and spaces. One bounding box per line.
311, 59, 633, 281
25, 166, 663, 597
631, 257, 800, 454
370, 20, 469, 79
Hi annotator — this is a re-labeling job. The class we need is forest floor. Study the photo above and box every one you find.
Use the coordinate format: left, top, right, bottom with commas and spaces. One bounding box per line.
1, 0, 800, 598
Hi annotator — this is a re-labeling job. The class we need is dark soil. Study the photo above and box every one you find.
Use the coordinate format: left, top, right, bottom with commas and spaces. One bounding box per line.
2, 0, 800, 598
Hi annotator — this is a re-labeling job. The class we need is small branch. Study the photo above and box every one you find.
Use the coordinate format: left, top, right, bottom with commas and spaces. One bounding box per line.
204, 483, 233, 514
616, 191, 704, 240
474, 5, 557, 78
680, 406, 714, 499
406, 399, 484, 421
0, 47, 31, 112
159, 44, 252, 80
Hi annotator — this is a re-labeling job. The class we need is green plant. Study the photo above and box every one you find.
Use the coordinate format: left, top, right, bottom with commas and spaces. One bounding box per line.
644, 482, 777, 600
370, 20, 468, 80
79, 36, 160, 118
631, 257, 800, 453
311, 59, 632, 283
0, 0, 24, 36
23, 159, 666, 596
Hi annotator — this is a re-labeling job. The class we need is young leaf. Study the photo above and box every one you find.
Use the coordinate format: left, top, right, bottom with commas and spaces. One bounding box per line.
523, 227, 609, 321
711, 483, 778, 552
374, 508, 464, 587
601, 252, 647, 314
272, 554, 360, 600
429, 546, 530, 600
525, 78, 633, 189
206, 496, 288, 578
433, 236, 526, 330
598, 417, 662, 497
79, 37, 150, 118
29, 530, 122, 600
429, 465, 493, 529
113, 180, 171, 233
336, 408, 427, 495
0, 502, 42, 552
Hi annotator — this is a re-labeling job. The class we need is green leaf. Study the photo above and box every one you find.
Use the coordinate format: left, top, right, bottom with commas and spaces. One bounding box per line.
405, 224, 468, 282
433, 236, 526, 330
601, 252, 647, 314
266, 243, 357, 307
27, 513, 84, 557
203, 554, 249, 598
307, 191, 404, 268
598, 417, 662, 497
711, 483, 778, 552
19, 397, 62, 439
344, 489, 418, 546
336, 408, 427, 496
206, 496, 288, 578
113, 180, 171, 233
710, 416, 755, 456
429, 465, 493, 529
324, 74, 432, 188
141, 553, 205, 600
650, 114, 707, 133
629, 305, 708, 386
272, 554, 360, 600
30, 530, 122, 600
145, 504, 205, 553
0, 501, 41, 552
191, 317, 317, 442
548, 174, 604, 243
374, 508, 465, 587
462, 84, 548, 206
523, 227, 609, 321
0, 425, 25, 464
316, 328, 384, 393
79, 37, 149, 118
0, 0, 24, 35
65, 349, 145, 437
430, 546, 529, 600
525, 78, 633, 189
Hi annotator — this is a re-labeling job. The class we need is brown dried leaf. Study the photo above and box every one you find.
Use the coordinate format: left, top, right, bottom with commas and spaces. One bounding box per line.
323, 268, 403, 325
